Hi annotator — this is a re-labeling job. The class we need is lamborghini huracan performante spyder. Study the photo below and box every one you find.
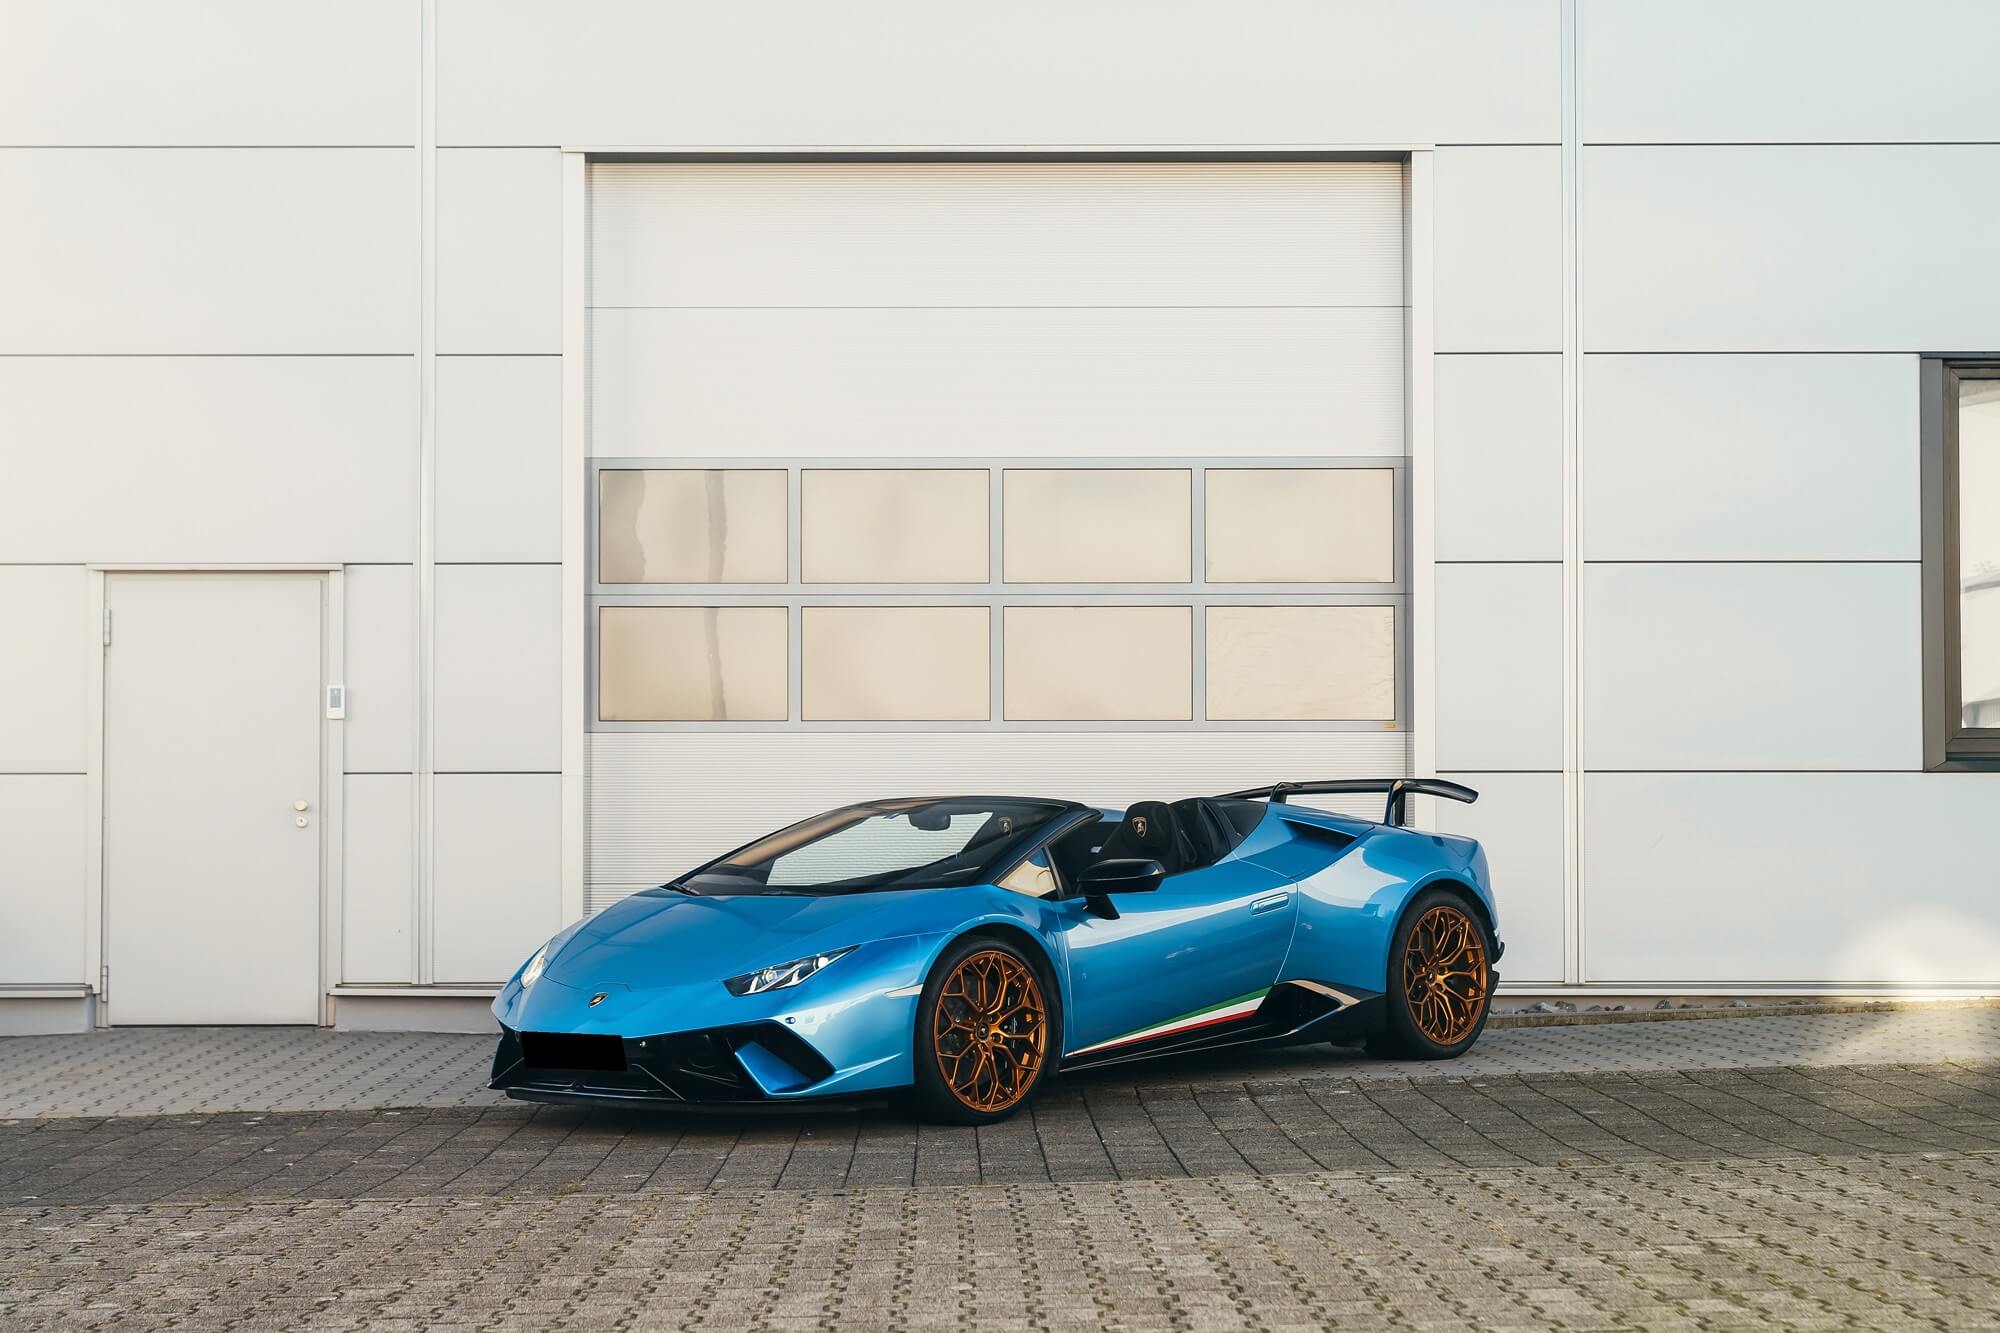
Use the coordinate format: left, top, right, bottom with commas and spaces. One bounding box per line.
491, 778, 1499, 1123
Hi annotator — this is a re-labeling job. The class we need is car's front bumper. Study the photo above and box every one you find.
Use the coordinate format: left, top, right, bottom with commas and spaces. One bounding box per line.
491, 932, 951, 1100
490, 1019, 862, 1106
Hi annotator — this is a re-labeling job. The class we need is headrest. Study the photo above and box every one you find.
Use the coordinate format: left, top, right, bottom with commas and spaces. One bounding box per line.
1097, 800, 1189, 875
1119, 801, 1177, 853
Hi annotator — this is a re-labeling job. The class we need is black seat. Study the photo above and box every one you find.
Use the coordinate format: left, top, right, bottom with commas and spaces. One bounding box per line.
1096, 800, 1197, 876
1170, 797, 1237, 868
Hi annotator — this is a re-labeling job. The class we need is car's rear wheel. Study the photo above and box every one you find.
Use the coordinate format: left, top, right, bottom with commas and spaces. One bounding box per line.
913, 937, 1055, 1124
1366, 889, 1493, 1060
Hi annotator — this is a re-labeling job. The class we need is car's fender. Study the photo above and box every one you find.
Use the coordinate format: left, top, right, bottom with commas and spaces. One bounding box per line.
897, 890, 1076, 1046
1276, 825, 1498, 995
742, 888, 1074, 1097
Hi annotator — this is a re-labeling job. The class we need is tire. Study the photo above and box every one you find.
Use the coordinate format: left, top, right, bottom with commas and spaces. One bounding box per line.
912, 935, 1058, 1124
1365, 888, 1495, 1060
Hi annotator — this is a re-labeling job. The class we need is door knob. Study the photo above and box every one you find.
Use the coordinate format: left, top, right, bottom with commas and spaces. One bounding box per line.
294, 800, 309, 812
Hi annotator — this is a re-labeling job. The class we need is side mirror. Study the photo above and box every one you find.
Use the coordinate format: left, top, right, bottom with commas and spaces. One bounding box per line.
1081, 858, 1166, 894
1077, 858, 1165, 917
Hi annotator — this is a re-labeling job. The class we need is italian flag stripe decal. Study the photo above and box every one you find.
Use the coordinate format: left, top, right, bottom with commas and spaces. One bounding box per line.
1066, 988, 1271, 1058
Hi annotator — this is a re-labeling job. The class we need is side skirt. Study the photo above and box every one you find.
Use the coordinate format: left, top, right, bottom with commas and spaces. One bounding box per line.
1058, 980, 1386, 1072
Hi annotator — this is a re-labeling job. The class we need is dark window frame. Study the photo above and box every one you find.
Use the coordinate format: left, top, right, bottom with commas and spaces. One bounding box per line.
1921, 356, 2000, 769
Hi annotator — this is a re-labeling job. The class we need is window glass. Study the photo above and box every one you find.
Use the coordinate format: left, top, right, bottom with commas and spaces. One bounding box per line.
765, 812, 990, 887
1206, 605, 1395, 720
1961, 379, 2000, 728
997, 851, 1061, 898
683, 798, 1074, 894
1003, 605, 1191, 720
598, 606, 788, 721
802, 606, 990, 720
1207, 468, 1394, 582
598, 470, 787, 584
1002, 469, 1191, 583
801, 469, 988, 583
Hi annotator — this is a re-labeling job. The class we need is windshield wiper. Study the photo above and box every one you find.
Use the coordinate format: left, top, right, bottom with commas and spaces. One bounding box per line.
658, 881, 701, 896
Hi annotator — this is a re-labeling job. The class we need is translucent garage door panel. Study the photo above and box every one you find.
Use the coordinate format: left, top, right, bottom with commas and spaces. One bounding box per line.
802, 606, 990, 721
1003, 606, 1192, 721
599, 470, 787, 584
801, 469, 988, 584
1002, 469, 1191, 584
599, 606, 789, 721
1207, 468, 1395, 583
1206, 605, 1396, 721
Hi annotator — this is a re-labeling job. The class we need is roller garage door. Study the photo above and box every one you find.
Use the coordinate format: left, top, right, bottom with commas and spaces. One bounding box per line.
584, 158, 1410, 910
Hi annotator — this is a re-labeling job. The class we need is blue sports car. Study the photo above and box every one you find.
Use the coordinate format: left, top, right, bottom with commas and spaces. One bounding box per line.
490, 778, 1498, 1123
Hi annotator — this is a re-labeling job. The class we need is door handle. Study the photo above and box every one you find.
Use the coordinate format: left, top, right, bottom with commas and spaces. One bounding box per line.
1250, 891, 1291, 915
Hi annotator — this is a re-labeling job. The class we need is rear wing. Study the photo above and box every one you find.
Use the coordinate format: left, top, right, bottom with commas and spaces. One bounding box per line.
1216, 778, 1479, 829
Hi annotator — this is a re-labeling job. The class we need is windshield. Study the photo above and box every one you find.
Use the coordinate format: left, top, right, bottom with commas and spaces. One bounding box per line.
673, 798, 1078, 895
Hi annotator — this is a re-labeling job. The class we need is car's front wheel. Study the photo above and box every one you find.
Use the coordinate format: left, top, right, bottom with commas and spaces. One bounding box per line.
912, 936, 1056, 1124
1366, 889, 1494, 1059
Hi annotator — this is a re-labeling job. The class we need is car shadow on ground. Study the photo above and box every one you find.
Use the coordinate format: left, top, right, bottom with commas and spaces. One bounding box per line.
504, 1038, 1378, 1136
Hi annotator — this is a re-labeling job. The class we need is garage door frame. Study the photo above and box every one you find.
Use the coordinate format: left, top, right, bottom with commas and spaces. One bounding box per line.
554, 146, 1438, 926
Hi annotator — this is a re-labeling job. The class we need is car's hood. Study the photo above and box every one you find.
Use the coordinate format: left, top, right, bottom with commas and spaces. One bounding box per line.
540, 887, 924, 991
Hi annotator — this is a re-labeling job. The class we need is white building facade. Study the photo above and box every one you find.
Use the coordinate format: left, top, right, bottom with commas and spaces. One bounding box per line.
2, 1, 1996, 1034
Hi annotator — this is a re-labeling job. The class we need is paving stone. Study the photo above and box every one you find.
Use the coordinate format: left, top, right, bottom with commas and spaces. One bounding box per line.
0, 1005, 1995, 1120
6, 1013, 2000, 1329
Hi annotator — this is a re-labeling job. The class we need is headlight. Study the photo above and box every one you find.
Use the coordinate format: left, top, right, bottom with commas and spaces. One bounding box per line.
514, 920, 584, 992
725, 946, 856, 996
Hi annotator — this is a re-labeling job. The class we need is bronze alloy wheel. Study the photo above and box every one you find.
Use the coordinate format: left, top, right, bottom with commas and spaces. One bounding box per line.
931, 948, 1048, 1114
1401, 903, 1490, 1045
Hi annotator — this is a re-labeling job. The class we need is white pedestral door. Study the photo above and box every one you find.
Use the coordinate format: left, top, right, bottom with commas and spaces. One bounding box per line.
104, 573, 324, 1024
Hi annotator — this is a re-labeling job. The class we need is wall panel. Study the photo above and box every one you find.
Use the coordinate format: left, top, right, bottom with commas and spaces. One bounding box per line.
1433, 147, 1563, 353
1584, 355, 1919, 561
1585, 772, 2000, 984
0, 149, 416, 354
341, 774, 414, 984
342, 566, 416, 774
436, 357, 562, 563
1434, 564, 1563, 771
1435, 354, 1563, 562
0, 775, 87, 984
0, 567, 91, 774
439, 0, 1559, 147
1584, 563, 1921, 771
1432, 772, 1564, 985
1580, 0, 2000, 145
433, 565, 562, 773
432, 774, 561, 983
0, 358, 417, 564
437, 149, 563, 354
1584, 146, 2000, 352
0, 0, 416, 146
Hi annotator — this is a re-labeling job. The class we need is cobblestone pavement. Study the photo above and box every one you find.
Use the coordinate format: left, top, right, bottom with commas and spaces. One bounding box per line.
5, 1062, 2000, 1204
4, 1003, 1998, 1118
5, 1014, 2000, 1329
5, 1135, 1999, 1330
